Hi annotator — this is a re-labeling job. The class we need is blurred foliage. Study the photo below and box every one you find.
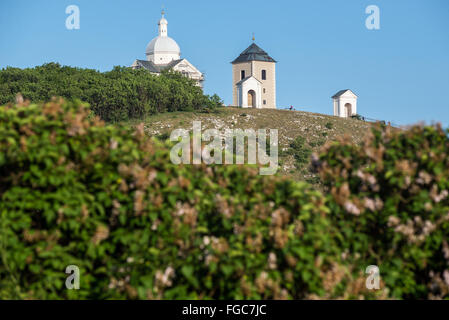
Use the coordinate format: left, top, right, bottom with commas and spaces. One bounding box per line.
1, 99, 448, 300
315, 124, 449, 299
0, 98, 356, 300
0, 63, 223, 122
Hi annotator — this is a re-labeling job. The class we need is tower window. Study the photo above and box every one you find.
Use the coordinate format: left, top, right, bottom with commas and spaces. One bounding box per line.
263, 100, 266, 105
263, 88, 266, 93
241, 70, 245, 80
262, 70, 266, 80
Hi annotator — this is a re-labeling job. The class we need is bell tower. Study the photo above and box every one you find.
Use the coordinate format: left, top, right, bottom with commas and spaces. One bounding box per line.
231, 40, 277, 109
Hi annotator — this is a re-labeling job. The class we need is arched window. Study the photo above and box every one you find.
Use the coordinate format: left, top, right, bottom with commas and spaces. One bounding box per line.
261, 70, 266, 80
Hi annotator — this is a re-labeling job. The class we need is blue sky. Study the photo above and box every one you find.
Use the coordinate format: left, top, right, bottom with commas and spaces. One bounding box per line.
1, 0, 448, 126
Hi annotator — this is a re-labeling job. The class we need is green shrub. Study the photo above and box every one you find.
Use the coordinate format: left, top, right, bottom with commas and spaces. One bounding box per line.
350, 114, 363, 121
155, 132, 170, 141
315, 124, 449, 299
0, 64, 222, 122
309, 140, 325, 148
325, 122, 333, 130
287, 136, 312, 169
0, 98, 351, 299
3, 99, 448, 300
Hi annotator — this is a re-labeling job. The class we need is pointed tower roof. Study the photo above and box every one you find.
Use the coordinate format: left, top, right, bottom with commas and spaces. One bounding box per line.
232, 43, 276, 64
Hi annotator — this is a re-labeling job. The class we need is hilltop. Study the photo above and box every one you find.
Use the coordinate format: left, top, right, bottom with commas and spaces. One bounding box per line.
126, 107, 376, 183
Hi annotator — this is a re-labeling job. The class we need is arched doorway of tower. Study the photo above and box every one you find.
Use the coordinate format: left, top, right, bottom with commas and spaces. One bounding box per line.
247, 90, 256, 108
344, 103, 352, 117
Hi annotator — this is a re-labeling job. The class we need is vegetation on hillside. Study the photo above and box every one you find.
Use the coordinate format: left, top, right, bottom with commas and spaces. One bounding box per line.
131, 107, 375, 184
1, 98, 448, 299
284, 136, 312, 169
0, 63, 223, 122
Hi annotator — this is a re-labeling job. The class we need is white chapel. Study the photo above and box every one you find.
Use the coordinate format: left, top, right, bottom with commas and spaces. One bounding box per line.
131, 11, 204, 87
332, 89, 358, 118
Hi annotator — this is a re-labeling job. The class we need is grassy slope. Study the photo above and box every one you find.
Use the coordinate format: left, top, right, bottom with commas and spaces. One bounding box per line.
126, 107, 375, 183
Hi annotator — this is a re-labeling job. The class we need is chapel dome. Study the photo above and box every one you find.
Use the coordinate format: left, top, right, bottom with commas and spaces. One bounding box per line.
145, 36, 180, 56
145, 12, 180, 59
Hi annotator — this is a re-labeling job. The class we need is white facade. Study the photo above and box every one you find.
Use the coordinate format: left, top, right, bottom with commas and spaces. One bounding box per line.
170, 59, 204, 85
332, 89, 358, 118
237, 76, 262, 108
